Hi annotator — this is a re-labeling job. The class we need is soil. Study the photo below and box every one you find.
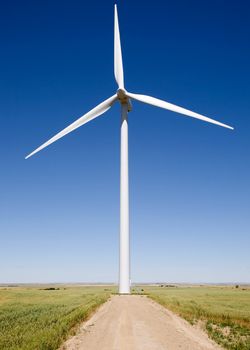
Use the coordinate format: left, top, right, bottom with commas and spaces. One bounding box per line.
60, 295, 221, 350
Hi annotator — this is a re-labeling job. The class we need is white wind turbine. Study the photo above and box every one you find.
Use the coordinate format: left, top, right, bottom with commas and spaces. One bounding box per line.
26, 4, 233, 294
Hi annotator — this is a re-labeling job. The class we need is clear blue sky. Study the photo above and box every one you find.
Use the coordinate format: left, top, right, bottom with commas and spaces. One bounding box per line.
0, 0, 249, 283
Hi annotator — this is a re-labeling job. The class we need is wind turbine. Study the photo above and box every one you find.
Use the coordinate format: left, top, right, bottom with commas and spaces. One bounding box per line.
26, 4, 233, 294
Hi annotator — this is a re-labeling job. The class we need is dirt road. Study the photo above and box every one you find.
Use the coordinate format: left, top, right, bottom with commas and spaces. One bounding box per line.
60, 295, 221, 350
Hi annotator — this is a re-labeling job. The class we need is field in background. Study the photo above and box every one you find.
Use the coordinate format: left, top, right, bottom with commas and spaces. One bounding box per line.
0, 285, 114, 350
139, 285, 250, 350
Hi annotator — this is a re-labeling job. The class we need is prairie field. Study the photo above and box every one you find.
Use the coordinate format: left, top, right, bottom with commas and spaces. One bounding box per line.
0, 285, 114, 350
140, 285, 250, 350
0, 284, 250, 350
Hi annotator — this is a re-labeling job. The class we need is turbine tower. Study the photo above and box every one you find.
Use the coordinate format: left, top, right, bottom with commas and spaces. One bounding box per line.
26, 5, 233, 294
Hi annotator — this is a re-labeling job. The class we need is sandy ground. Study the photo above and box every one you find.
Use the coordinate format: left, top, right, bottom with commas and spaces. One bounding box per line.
60, 295, 221, 350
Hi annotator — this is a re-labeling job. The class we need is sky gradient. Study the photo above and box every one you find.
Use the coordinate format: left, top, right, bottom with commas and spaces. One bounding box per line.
0, 0, 249, 283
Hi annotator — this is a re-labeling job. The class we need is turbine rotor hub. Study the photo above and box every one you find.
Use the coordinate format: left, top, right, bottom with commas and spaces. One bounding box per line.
117, 89, 132, 111
117, 88, 128, 103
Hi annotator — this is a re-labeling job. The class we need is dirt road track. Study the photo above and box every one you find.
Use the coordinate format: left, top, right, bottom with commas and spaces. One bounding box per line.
60, 295, 221, 350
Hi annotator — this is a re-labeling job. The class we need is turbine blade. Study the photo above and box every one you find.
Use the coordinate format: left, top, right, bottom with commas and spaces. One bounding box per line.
127, 92, 234, 130
25, 95, 117, 159
114, 4, 124, 89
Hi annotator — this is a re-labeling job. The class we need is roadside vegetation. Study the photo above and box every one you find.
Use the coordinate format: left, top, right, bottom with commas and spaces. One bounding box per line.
0, 285, 114, 350
140, 285, 250, 350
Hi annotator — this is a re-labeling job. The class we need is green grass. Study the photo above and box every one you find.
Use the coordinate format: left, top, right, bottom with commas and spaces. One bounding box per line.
0, 285, 115, 350
1, 284, 249, 349
140, 285, 250, 350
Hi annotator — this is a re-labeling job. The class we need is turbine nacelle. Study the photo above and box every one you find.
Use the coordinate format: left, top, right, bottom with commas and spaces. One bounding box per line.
117, 88, 127, 101
117, 88, 132, 112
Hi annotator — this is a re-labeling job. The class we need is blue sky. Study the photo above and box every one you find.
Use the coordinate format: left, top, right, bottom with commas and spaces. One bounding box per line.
0, 0, 249, 283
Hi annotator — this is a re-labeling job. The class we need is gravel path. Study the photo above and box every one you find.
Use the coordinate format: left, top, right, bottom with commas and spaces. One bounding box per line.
60, 295, 221, 350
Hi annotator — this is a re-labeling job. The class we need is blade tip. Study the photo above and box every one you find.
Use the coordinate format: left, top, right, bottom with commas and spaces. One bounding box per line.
25, 150, 36, 159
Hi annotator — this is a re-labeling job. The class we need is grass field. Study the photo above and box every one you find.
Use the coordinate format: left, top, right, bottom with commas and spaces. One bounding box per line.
0, 285, 114, 350
139, 285, 250, 350
1, 284, 249, 349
